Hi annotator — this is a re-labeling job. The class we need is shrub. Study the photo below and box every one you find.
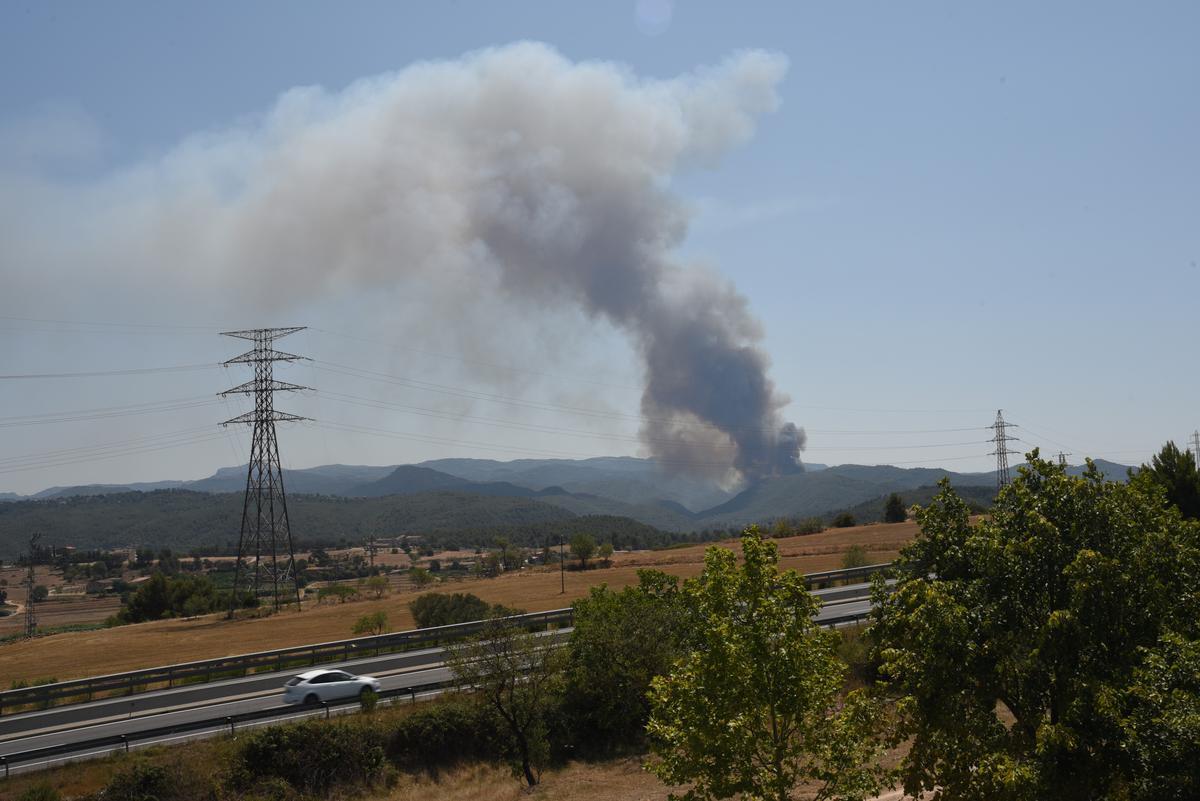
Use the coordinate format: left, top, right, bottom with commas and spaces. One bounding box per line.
832, 512, 856, 528
793, 517, 826, 535
16, 783, 59, 801
840, 545, 870, 569
409, 593, 522, 629
101, 762, 174, 801
360, 687, 379, 713
387, 696, 503, 774
233, 719, 387, 794
352, 611, 389, 636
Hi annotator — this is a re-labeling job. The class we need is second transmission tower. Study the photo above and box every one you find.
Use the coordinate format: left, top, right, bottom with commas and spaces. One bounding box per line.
1191, 430, 1200, 466
221, 327, 310, 614
989, 409, 1018, 492
24, 533, 41, 638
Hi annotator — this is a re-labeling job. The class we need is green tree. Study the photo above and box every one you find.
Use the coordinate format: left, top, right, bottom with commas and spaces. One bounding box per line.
352, 611, 389, 636
448, 617, 565, 787
832, 512, 856, 528
566, 570, 689, 749
883, 493, 906, 523
870, 454, 1200, 800
410, 592, 522, 628
30, 585, 49, 602
597, 541, 614, 567
408, 566, 434, 587
1140, 440, 1200, 519
569, 533, 596, 570
365, 574, 389, 598
648, 528, 885, 801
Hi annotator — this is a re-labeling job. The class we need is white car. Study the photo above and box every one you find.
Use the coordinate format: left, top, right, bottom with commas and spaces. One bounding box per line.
283, 669, 382, 705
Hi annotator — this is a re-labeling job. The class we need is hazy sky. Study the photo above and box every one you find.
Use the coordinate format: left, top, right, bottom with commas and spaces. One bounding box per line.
1, 2, 1197, 496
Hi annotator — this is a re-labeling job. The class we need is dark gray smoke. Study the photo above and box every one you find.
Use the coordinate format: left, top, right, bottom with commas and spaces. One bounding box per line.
3, 43, 803, 481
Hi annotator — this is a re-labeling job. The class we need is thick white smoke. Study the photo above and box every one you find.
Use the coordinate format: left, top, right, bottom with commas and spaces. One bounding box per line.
3, 42, 803, 480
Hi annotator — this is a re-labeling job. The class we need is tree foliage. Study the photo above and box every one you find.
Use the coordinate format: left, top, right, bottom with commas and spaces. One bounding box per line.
566, 569, 690, 749
871, 453, 1200, 800
447, 618, 565, 787
648, 528, 886, 801
118, 573, 223, 623
570, 533, 596, 569
409, 592, 522, 629
883, 493, 906, 523
1141, 440, 1200, 519
352, 611, 389, 636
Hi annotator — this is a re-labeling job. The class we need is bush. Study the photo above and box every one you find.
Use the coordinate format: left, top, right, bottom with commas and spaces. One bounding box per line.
101, 762, 174, 801
832, 512, 856, 528
409, 593, 522, 629
387, 696, 504, 774
352, 611, 389, 636
16, 783, 60, 801
233, 719, 387, 794
793, 517, 826, 535
841, 545, 870, 569
360, 687, 379, 713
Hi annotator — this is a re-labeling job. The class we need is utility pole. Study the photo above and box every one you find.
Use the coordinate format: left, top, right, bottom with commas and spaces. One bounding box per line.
1056, 451, 1071, 469
1191, 430, 1200, 466
366, 535, 377, 569
24, 533, 40, 638
559, 535, 565, 595
220, 327, 310, 615
989, 409, 1018, 493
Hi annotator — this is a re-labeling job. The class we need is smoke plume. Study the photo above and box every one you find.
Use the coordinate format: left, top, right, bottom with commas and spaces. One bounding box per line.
3, 43, 804, 480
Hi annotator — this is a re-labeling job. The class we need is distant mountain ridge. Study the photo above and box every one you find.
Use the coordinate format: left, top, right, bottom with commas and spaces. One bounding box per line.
1, 457, 1136, 550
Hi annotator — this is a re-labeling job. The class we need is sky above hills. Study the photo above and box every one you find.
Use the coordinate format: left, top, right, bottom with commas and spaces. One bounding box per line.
1, 2, 1197, 495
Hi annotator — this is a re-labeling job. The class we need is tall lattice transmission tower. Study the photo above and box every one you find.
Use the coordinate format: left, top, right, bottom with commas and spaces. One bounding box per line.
220, 327, 310, 614
24, 533, 40, 638
989, 409, 1019, 492
1191, 430, 1200, 466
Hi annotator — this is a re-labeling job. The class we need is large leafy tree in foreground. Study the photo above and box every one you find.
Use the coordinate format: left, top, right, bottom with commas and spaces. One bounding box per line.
647, 529, 885, 801
566, 569, 691, 749
871, 452, 1200, 800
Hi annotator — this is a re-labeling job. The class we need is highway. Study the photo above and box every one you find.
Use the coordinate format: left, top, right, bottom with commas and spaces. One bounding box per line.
0, 580, 881, 775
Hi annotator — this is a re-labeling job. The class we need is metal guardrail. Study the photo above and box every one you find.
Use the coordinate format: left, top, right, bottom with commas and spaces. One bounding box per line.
0, 562, 895, 717
0, 601, 879, 774
803, 562, 894, 587
0, 678, 455, 776
0, 608, 573, 717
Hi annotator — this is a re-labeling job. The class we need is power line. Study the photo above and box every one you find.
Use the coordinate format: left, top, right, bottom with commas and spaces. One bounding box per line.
0, 363, 220, 380
0, 397, 222, 429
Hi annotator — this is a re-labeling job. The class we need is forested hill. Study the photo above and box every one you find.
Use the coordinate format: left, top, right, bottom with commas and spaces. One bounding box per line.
0, 489, 683, 561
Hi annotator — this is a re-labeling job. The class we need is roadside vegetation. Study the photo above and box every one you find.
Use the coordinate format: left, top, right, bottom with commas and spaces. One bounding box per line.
12, 447, 1199, 800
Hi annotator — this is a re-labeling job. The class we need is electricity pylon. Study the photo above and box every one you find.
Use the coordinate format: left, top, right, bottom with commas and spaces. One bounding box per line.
989, 409, 1018, 492
220, 327, 309, 614
24, 533, 40, 638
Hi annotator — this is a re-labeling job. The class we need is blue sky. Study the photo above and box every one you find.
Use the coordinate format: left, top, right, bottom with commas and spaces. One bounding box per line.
1, 2, 1197, 495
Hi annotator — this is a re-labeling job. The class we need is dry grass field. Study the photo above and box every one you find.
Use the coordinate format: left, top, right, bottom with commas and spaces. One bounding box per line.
0, 744, 904, 801
0, 520, 918, 685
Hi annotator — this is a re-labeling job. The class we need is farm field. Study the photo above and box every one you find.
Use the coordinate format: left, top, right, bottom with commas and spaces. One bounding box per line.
0, 520, 916, 685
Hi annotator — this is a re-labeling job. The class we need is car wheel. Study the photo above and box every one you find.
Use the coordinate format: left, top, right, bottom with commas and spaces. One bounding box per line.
304, 693, 319, 706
